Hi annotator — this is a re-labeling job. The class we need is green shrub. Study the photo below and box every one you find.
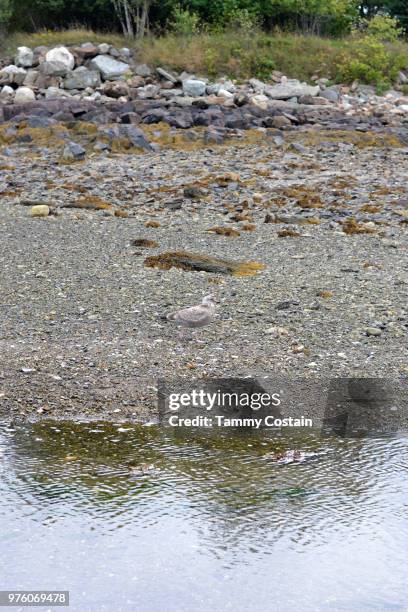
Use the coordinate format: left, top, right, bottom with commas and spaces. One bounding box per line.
169, 5, 200, 37
336, 35, 406, 88
223, 8, 261, 34
366, 15, 403, 42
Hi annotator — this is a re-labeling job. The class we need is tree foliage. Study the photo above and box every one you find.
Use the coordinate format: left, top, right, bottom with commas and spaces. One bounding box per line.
1, 0, 408, 36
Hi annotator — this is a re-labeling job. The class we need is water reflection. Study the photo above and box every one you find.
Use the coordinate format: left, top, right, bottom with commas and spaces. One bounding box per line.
0, 422, 407, 611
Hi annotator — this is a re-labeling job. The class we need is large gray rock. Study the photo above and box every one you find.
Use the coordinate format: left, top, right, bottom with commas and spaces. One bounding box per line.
135, 64, 151, 77
320, 87, 340, 103
14, 86, 35, 103
15, 46, 34, 68
39, 60, 69, 77
265, 79, 320, 100
0, 65, 27, 86
45, 47, 75, 71
89, 55, 130, 80
23, 70, 40, 87
45, 87, 71, 100
64, 66, 101, 90
249, 78, 266, 94
182, 79, 206, 97
119, 125, 153, 151
137, 84, 160, 99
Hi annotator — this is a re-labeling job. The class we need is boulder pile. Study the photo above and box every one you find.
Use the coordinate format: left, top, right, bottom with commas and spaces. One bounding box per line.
0, 42, 408, 131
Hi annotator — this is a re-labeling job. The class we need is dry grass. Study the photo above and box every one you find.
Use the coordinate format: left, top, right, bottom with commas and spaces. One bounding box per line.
3, 28, 408, 85
3, 28, 127, 53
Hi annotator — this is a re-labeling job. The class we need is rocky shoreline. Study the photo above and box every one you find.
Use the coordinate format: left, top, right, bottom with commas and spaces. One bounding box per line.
0, 42, 407, 423
1, 41, 408, 133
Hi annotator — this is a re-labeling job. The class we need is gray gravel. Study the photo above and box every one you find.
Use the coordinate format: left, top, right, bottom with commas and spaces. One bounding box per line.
0, 126, 407, 421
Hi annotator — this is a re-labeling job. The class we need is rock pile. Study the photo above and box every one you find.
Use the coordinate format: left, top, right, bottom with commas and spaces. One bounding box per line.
0, 41, 407, 144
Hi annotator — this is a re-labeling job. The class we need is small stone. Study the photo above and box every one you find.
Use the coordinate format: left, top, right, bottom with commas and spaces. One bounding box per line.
63, 141, 86, 161
183, 186, 206, 199
265, 327, 277, 335
365, 327, 382, 337
156, 67, 178, 83
29, 205, 50, 217
271, 115, 292, 129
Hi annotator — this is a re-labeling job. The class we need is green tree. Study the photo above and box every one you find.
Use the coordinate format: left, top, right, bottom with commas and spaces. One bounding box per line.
0, 0, 12, 34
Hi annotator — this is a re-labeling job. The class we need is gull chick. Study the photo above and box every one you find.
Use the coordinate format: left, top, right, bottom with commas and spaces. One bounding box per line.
166, 295, 216, 328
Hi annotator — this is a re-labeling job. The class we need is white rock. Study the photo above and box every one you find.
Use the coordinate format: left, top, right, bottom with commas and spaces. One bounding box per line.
14, 86, 35, 103
0, 85, 14, 102
250, 94, 269, 110
217, 88, 234, 99
89, 55, 130, 80
15, 46, 34, 68
45, 46, 75, 71
29, 205, 50, 217
0, 65, 27, 85
98, 43, 110, 54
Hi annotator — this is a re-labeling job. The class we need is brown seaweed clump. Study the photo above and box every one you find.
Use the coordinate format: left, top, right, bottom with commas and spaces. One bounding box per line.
342, 218, 376, 235
278, 228, 300, 238
62, 195, 111, 210
145, 220, 161, 228
317, 290, 333, 298
207, 226, 241, 237
144, 251, 265, 276
132, 238, 159, 248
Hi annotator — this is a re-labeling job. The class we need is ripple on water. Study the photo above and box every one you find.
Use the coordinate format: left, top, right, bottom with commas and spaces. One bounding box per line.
0, 421, 407, 611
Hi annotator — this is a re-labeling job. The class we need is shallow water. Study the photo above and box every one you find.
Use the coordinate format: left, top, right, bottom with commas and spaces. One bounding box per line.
0, 422, 407, 612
